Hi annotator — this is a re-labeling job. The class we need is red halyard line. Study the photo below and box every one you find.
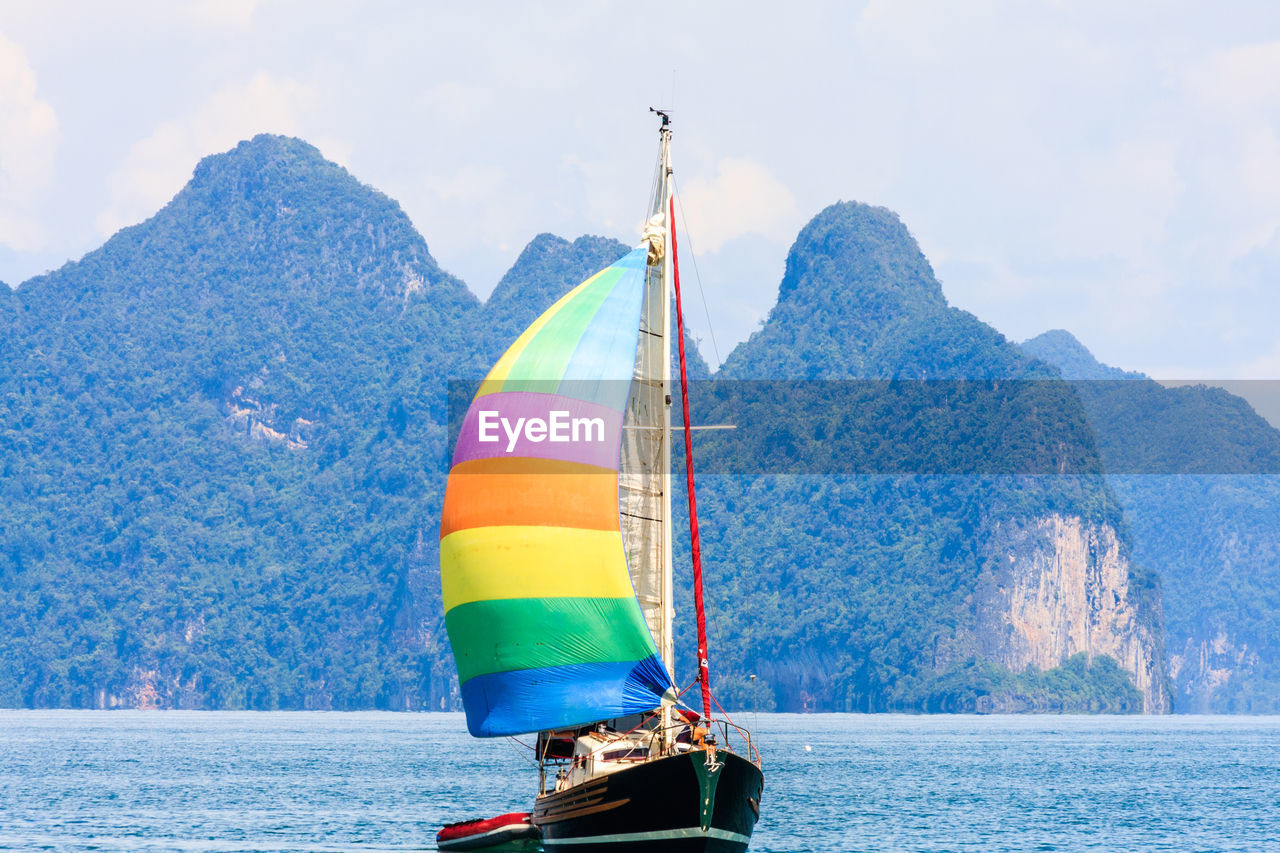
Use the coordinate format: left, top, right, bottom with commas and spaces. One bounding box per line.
669, 193, 713, 723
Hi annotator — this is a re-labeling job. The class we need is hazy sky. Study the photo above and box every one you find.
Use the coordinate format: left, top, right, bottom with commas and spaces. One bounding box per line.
3, 1, 1280, 378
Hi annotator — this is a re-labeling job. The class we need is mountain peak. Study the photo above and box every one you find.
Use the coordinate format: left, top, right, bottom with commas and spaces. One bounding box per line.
481, 233, 630, 362
191, 133, 329, 182
720, 201, 967, 378
64, 132, 472, 314
173, 134, 406, 234
1022, 330, 1144, 380
11, 133, 479, 416
487, 233, 630, 310
778, 201, 945, 310
476, 232, 711, 379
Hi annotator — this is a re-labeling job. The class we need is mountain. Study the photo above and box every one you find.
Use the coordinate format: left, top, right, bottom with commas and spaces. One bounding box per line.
1024, 331, 1280, 476
481, 234, 632, 362
1022, 330, 1143, 380
720, 203, 1040, 380
481, 232, 711, 380
686, 203, 1167, 713
0, 135, 477, 709
0, 140, 1200, 714
0, 135, 716, 712
719, 203, 944, 378
1022, 330, 1280, 711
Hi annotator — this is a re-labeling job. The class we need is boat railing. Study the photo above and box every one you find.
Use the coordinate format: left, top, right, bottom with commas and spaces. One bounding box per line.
709, 717, 762, 767
540, 714, 761, 770
646, 717, 761, 767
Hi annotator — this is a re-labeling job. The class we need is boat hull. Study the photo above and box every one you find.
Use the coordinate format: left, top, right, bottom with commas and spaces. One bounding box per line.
437, 811, 541, 852
533, 749, 762, 852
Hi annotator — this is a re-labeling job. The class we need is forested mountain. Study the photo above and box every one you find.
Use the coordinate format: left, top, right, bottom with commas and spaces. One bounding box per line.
1, 135, 477, 709
719, 204, 1047, 381
0, 135, 704, 712
481, 234, 633, 364
1023, 330, 1280, 711
1020, 329, 1142, 381
6, 135, 1271, 714
480, 232, 711, 380
684, 203, 1164, 713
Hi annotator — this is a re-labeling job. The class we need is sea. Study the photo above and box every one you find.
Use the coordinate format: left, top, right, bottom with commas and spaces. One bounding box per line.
0, 711, 1276, 852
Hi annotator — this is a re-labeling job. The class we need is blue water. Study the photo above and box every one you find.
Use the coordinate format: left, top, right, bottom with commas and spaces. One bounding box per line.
1, 712, 1277, 851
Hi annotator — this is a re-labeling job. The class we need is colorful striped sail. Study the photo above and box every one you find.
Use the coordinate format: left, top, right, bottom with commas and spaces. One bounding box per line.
441, 246, 674, 737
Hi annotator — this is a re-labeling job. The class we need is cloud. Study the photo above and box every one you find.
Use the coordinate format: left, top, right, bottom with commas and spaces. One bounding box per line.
1186, 41, 1280, 255
1182, 42, 1280, 202
96, 72, 313, 235
421, 82, 493, 126
1188, 40, 1280, 113
676, 158, 799, 254
1056, 137, 1183, 258
184, 0, 263, 28
1238, 341, 1280, 379
425, 163, 505, 206
0, 30, 59, 251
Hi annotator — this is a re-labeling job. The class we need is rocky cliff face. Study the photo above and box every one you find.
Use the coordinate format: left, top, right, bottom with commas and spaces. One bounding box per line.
1167, 630, 1257, 711
975, 514, 1168, 712
1022, 330, 1280, 712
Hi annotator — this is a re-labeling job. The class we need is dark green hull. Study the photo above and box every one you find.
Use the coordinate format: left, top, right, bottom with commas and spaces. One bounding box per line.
533, 749, 763, 852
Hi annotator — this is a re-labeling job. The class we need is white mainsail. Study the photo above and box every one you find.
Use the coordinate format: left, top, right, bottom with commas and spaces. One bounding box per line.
619, 127, 675, 674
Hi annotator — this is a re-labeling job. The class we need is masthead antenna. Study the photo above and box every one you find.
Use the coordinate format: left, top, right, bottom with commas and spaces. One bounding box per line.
649, 107, 671, 129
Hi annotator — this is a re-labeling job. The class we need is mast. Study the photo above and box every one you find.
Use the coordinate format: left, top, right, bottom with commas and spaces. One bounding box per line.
620, 115, 674, 677
653, 112, 716, 723
618, 112, 686, 731
654, 112, 714, 722
657, 116, 675, 677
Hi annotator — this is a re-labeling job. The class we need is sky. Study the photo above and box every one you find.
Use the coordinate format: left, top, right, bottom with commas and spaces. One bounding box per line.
2, 0, 1280, 380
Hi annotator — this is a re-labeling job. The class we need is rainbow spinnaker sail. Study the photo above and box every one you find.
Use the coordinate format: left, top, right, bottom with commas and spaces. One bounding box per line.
441, 246, 674, 737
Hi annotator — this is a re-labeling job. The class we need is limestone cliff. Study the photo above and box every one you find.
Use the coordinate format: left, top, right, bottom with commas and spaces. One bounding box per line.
1023, 330, 1280, 713
1167, 631, 1258, 713
973, 514, 1169, 712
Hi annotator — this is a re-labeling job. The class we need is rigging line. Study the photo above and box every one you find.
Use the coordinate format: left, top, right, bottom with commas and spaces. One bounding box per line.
710, 692, 739, 729
672, 175, 739, 432
505, 736, 539, 769
674, 675, 701, 700
671, 192, 713, 724
671, 176, 723, 368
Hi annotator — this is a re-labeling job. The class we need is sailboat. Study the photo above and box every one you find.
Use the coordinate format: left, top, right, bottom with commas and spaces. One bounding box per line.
438, 111, 763, 852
